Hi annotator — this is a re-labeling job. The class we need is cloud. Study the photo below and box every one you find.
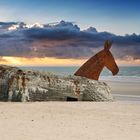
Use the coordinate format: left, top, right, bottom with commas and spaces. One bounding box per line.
0, 56, 9, 63
0, 20, 140, 61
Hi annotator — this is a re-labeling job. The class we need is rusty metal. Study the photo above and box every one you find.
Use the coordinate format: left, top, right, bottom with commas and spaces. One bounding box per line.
74, 40, 119, 80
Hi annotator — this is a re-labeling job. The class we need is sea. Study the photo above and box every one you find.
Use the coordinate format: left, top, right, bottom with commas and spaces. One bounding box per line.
20, 66, 140, 81
20, 66, 140, 102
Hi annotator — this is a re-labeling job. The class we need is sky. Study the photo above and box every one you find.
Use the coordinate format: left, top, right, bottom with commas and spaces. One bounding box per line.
0, 0, 140, 66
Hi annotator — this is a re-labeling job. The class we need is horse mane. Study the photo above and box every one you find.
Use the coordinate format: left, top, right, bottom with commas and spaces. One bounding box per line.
74, 40, 119, 80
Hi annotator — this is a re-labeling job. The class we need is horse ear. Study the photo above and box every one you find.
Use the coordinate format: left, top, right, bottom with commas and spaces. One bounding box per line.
104, 40, 112, 51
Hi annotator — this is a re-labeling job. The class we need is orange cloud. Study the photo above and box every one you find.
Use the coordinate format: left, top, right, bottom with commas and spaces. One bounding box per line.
0, 57, 86, 66
116, 59, 140, 66
0, 56, 140, 66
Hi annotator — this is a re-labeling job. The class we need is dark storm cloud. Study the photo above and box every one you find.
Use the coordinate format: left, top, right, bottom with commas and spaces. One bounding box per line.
0, 22, 17, 27
0, 20, 140, 60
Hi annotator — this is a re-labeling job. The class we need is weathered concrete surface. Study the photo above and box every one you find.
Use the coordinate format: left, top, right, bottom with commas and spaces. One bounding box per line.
0, 65, 113, 102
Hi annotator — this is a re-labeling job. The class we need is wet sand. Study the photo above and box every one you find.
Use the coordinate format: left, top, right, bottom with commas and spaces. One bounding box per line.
107, 81, 140, 101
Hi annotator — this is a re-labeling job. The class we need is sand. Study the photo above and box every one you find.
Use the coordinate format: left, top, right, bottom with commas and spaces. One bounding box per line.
0, 101, 140, 140
107, 81, 140, 101
0, 80, 140, 140
107, 81, 140, 95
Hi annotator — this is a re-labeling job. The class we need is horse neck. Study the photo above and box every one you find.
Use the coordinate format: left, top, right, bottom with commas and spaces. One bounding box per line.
90, 58, 105, 80
74, 50, 106, 80
85, 51, 106, 80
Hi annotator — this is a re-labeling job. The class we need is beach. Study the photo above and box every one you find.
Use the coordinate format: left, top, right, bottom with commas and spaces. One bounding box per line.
105, 80, 140, 101
0, 79, 140, 140
0, 101, 140, 140
0, 67, 140, 140
0, 0, 140, 139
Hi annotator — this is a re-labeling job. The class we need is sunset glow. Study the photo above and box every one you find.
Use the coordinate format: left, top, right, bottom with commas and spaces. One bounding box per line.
0, 57, 86, 66
0, 57, 140, 66
0, 0, 140, 66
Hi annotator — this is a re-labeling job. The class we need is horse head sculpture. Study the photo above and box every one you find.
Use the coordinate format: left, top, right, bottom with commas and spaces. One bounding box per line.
74, 40, 119, 80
